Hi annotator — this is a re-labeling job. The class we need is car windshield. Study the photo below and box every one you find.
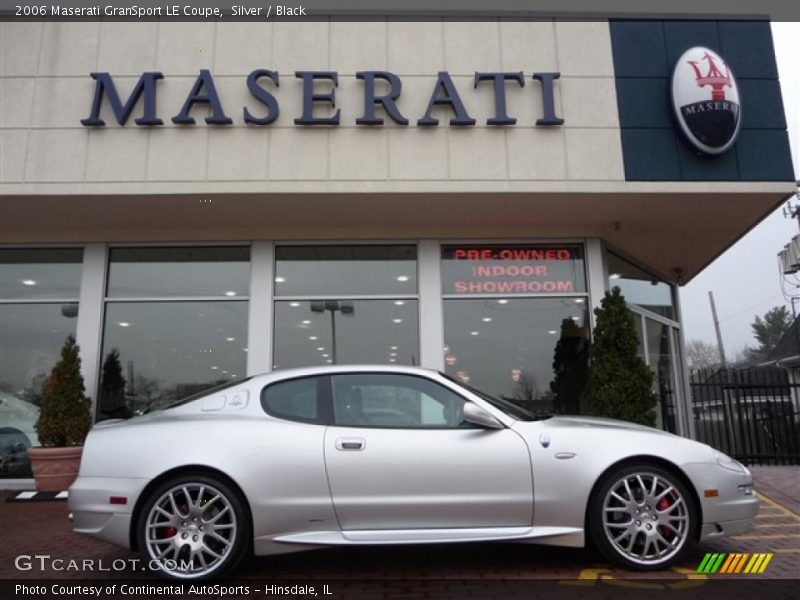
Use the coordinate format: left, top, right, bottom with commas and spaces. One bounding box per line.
143, 377, 253, 414
439, 373, 549, 422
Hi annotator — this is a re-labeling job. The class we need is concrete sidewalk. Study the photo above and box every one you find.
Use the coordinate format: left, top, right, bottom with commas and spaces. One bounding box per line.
750, 466, 800, 515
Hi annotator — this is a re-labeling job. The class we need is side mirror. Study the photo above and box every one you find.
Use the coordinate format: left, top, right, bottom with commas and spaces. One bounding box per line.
462, 402, 504, 430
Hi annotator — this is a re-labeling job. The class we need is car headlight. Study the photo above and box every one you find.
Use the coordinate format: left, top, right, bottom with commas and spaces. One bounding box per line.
714, 452, 748, 475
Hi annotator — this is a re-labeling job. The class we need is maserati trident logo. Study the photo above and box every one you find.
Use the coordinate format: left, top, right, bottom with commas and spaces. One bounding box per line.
671, 47, 741, 155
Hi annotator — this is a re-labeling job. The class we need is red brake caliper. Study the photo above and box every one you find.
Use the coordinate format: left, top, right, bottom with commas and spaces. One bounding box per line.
656, 497, 674, 540
164, 526, 177, 538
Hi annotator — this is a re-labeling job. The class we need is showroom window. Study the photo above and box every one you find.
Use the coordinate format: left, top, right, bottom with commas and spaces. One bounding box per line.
272, 245, 419, 369
0, 248, 83, 478
441, 244, 589, 415
97, 247, 250, 421
606, 250, 683, 433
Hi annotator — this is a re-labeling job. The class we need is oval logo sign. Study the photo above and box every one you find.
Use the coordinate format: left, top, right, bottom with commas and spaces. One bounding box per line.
671, 47, 741, 155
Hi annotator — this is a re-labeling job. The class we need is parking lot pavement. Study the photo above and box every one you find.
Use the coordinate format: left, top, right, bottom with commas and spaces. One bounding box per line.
1, 491, 797, 582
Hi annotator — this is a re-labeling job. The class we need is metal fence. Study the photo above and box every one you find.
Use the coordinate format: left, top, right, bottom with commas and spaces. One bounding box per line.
690, 368, 800, 466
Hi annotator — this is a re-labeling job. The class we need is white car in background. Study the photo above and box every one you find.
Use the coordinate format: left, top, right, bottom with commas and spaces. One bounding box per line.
69, 366, 758, 580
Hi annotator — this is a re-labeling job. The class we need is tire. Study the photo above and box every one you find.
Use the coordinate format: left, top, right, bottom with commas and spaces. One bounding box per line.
589, 463, 697, 571
136, 473, 250, 580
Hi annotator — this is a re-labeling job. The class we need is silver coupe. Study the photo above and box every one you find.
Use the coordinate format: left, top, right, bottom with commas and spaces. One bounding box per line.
69, 365, 758, 579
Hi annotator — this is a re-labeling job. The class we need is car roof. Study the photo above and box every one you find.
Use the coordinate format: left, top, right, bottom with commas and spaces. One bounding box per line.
252, 364, 439, 384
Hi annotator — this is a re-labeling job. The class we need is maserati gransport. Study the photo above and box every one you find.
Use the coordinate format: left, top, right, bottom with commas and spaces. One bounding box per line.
69, 366, 758, 579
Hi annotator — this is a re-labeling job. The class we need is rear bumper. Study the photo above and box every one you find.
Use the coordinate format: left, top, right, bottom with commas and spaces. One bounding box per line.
68, 476, 149, 549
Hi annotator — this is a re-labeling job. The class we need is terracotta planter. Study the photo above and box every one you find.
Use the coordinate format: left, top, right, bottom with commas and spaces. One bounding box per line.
26, 446, 83, 492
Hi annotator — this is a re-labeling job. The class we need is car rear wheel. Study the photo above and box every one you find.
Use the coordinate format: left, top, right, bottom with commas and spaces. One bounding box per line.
136, 474, 249, 579
589, 463, 697, 570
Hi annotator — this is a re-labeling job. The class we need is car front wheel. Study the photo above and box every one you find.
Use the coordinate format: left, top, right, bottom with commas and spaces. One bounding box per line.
589, 463, 697, 570
136, 474, 249, 580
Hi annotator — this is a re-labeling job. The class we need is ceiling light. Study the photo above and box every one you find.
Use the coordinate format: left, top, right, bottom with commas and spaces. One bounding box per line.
548, 330, 558, 335
225, 337, 236, 342
222, 370, 228, 374
118, 322, 130, 327
394, 300, 405, 305
242, 347, 248, 352
211, 366, 218, 370
393, 318, 403, 324
396, 275, 409, 282
470, 331, 479, 336
326, 359, 333, 364
390, 346, 398, 350
21, 279, 36, 286
309, 336, 318, 340
574, 298, 586, 304
301, 320, 311, 325
322, 353, 329, 358
497, 299, 509, 305
389, 358, 397, 363
389, 352, 397, 357
610, 273, 622, 279
275, 276, 286, 283
482, 317, 492, 322
224, 290, 237, 296
289, 302, 301, 307
317, 347, 324, 351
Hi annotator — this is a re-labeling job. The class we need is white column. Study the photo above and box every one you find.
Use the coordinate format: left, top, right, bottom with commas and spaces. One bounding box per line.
418, 240, 445, 371
247, 241, 274, 376
75, 244, 107, 418
585, 238, 607, 329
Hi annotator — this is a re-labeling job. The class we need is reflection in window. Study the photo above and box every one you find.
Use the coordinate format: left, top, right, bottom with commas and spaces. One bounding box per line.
0, 248, 83, 300
106, 247, 250, 298
443, 298, 589, 415
645, 317, 678, 433
98, 302, 248, 419
0, 248, 83, 478
261, 376, 323, 424
331, 373, 467, 428
273, 300, 419, 369
607, 252, 675, 320
275, 245, 417, 296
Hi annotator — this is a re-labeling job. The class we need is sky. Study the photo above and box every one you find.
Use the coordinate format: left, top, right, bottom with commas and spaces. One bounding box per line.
679, 22, 800, 360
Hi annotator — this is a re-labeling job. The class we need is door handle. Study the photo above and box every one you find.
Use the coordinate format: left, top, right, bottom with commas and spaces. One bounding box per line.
335, 438, 365, 451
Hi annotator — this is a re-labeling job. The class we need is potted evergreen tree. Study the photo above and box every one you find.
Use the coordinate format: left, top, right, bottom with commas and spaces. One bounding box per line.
582, 287, 658, 426
27, 335, 92, 491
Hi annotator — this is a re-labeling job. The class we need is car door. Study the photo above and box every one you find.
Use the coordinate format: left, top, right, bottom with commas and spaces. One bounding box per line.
323, 372, 533, 530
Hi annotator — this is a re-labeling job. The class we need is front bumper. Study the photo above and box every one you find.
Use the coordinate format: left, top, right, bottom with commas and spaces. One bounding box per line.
68, 476, 149, 549
682, 462, 759, 541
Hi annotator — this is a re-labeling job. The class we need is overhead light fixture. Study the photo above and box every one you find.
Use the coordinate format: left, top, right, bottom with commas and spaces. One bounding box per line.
548, 330, 558, 335
275, 276, 286, 283
21, 279, 37, 286
224, 290, 237, 297
289, 302, 301, 307
301, 320, 311, 325
118, 322, 130, 327
470, 331, 479, 336
574, 298, 585, 304
482, 317, 492, 322
390, 345, 398, 350
389, 352, 397, 357
497, 299, 509, 305
322, 353, 329, 358
225, 337, 236, 342
317, 347, 324, 351
394, 300, 405, 305
309, 336, 318, 340
396, 275, 409, 282
393, 318, 403, 323
610, 273, 621, 280
211, 366, 219, 370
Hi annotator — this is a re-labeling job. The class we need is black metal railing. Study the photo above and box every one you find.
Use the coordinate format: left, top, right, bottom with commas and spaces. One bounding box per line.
690, 368, 800, 466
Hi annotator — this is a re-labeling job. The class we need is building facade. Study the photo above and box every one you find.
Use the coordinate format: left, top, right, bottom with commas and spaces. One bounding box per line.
0, 18, 795, 480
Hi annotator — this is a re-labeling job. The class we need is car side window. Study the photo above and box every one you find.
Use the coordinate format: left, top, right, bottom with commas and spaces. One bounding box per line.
331, 373, 470, 429
261, 376, 326, 424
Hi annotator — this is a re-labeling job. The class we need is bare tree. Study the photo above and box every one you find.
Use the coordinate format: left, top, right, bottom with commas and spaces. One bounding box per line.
685, 339, 720, 372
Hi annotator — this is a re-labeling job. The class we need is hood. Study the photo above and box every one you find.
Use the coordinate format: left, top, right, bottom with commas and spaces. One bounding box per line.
544, 415, 677, 436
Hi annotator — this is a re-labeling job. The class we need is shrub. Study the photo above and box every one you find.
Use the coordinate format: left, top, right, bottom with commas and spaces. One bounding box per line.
35, 335, 92, 447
